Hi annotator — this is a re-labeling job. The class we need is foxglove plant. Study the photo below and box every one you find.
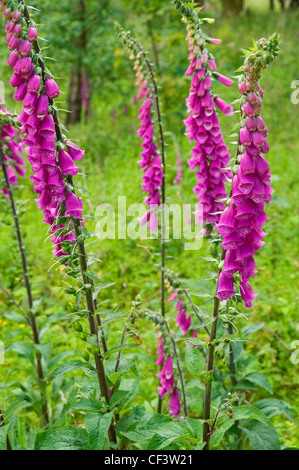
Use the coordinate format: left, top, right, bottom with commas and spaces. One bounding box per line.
174, 0, 233, 232
202, 34, 279, 450
115, 24, 164, 234
0, 109, 49, 425
116, 23, 170, 413
143, 308, 187, 417
2, 0, 116, 443
216, 38, 276, 307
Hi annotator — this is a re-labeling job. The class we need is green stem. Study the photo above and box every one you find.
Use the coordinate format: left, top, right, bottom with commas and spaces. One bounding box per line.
129, 38, 167, 413
202, 246, 225, 450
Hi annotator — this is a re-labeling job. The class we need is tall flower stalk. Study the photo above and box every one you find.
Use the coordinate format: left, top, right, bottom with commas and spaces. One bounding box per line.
0, 109, 49, 426
115, 24, 167, 412
1, 0, 116, 443
174, 0, 233, 234
202, 34, 279, 450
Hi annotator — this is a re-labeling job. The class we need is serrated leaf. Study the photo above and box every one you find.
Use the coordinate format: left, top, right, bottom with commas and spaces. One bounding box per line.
211, 405, 274, 448
244, 372, 273, 394
35, 427, 89, 450
47, 360, 86, 382
185, 343, 206, 377
242, 421, 281, 450
86, 412, 113, 450
104, 343, 139, 359
6, 342, 35, 364
254, 399, 294, 422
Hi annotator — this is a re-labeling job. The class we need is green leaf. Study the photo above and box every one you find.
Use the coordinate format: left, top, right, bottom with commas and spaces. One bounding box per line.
147, 420, 191, 450
86, 412, 113, 450
254, 399, 295, 422
4, 311, 26, 323
110, 378, 139, 408
35, 427, 89, 450
47, 360, 86, 382
71, 399, 102, 413
211, 405, 274, 448
47, 351, 78, 371
185, 343, 206, 377
244, 372, 273, 394
242, 322, 265, 337
0, 425, 9, 450
242, 421, 281, 450
104, 343, 139, 358
6, 342, 35, 364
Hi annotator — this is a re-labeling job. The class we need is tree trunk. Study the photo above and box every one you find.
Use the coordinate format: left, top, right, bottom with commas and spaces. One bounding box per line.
290, 0, 299, 8
270, 0, 274, 9
66, 0, 86, 126
222, 0, 244, 14
278, 0, 285, 9
66, 63, 82, 125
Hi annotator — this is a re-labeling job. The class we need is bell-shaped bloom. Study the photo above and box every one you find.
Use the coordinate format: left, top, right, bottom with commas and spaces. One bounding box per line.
45, 77, 60, 99
27, 74, 41, 94
39, 114, 55, 140
19, 39, 32, 56
216, 271, 236, 300
65, 190, 83, 219
169, 389, 181, 418
35, 93, 49, 119
7, 50, 19, 67
240, 281, 258, 308
66, 141, 85, 161
216, 204, 237, 236
13, 81, 27, 101
215, 97, 234, 116
168, 291, 178, 302
58, 150, 79, 175
28, 26, 37, 41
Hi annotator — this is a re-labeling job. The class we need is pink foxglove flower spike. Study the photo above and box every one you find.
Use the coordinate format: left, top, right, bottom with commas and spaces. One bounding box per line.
216, 35, 279, 308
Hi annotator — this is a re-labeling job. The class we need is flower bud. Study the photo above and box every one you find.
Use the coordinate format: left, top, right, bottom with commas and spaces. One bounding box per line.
28, 26, 37, 41
45, 77, 60, 99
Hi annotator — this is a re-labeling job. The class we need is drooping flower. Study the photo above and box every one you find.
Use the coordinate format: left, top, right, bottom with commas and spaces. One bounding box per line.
134, 64, 163, 230
0, 105, 26, 195
169, 388, 181, 418
181, 12, 233, 229
216, 36, 279, 307
2, 5, 86, 260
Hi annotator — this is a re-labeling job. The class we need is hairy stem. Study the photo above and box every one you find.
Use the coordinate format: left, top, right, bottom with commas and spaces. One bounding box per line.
202, 246, 225, 450
155, 313, 188, 416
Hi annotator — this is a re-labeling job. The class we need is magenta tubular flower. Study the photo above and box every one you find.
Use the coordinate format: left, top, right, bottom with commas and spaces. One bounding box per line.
182, 23, 233, 228
0, 106, 26, 195
2, 6, 86, 260
28, 26, 37, 41
45, 77, 60, 99
169, 388, 181, 418
134, 65, 163, 230
157, 353, 177, 405
216, 50, 275, 308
